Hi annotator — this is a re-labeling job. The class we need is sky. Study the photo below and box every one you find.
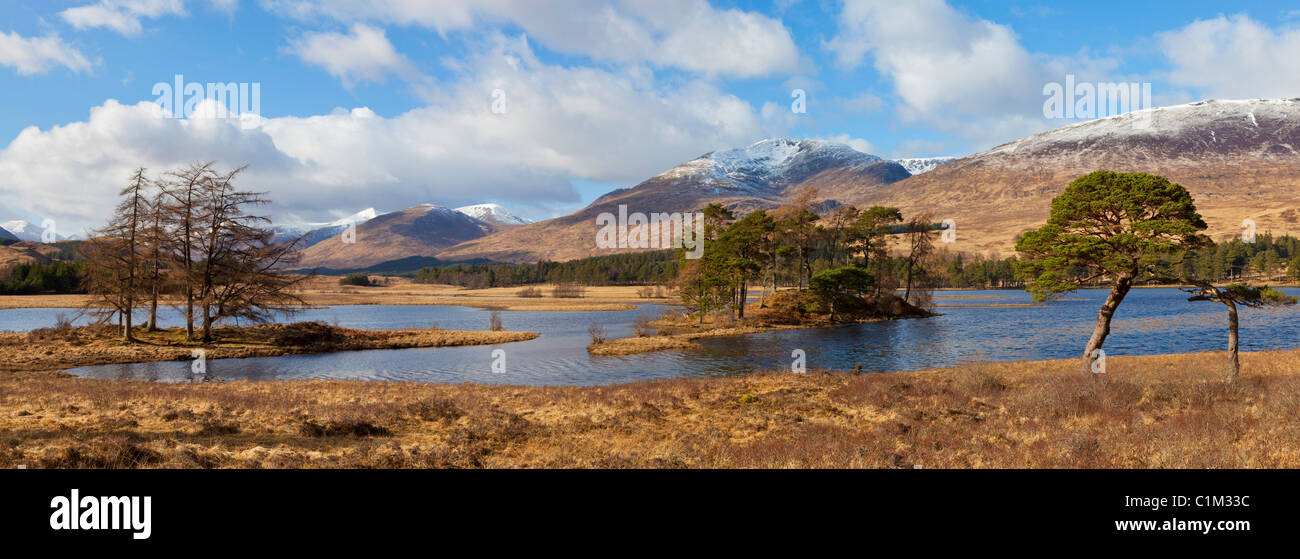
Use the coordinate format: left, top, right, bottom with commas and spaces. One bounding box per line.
1, 0, 1298, 235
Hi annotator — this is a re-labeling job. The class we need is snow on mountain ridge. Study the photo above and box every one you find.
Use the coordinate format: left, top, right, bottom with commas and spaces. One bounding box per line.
894, 156, 960, 175
455, 203, 533, 225
658, 138, 886, 191
989, 98, 1300, 158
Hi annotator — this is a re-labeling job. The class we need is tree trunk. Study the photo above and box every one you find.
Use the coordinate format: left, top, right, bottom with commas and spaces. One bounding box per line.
1082, 275, 1132, 375
148, 274, 159, 331
737, 278, 746, 319
1226, 299, 1240, 380
202, 305, 213, 343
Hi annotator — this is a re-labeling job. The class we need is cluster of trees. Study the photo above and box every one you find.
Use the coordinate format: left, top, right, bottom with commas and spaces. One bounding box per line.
674, 188, 941, 322
0, 261, 83, 294
413, 251, 678, 288
83, 163, 307, 342
1016, 170, 1296, 379
1165, 233, 1300, 282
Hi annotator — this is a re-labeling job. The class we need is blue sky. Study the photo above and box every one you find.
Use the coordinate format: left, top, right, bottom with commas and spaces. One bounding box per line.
1, 0, 1297, 233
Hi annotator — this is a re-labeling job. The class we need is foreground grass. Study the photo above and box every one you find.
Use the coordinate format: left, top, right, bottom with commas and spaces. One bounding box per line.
0, 323, 539, 372
3, 349, 1298, 468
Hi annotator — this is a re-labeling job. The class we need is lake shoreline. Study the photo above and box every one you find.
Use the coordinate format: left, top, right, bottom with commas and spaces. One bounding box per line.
0, 323, 539, 372
4, 347, 1297, 468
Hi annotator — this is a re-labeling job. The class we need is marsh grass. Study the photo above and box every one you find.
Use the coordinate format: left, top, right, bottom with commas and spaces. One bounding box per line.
5, 349, 1298, 468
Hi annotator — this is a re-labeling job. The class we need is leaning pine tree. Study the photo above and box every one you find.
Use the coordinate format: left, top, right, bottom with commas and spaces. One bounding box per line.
1015, 171, 1209, 376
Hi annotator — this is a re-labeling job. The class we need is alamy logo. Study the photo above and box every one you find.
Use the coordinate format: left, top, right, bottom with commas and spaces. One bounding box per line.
1043, 75, 1152, 129
152, 74, 261, 130
50, 489, 152, 540
596, 205, 705, 259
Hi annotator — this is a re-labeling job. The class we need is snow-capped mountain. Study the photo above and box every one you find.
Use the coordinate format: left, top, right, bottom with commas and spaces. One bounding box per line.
455, 203, 533, 225
272, 208, 379, 248
855, 98, 1300, 255
0, 220, 65, 242
894, 156, 960, 175
296, 204, 496, 269
438, 138, 911, 263
0, 225, 17, 241
659, 138, 906, 193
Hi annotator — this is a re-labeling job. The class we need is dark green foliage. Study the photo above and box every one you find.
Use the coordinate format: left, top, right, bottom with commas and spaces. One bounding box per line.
0, 261, 84, 294
413, 250, 678, 288
809, 266, 874, 319
338, 273, 373, 286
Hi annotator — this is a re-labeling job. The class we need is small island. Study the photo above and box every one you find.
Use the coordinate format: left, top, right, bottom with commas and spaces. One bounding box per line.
2, 321, 538, 372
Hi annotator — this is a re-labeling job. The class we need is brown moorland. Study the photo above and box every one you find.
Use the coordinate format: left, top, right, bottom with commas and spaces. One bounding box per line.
2, 349, 1294, 468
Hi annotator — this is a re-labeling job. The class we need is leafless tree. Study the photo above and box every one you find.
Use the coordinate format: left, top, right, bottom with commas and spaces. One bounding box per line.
161, 162, 216, 340
191, 165, 308, 342
82, 167, 150, 341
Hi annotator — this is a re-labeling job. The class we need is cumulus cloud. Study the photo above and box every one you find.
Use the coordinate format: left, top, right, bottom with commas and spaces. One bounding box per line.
825, 0, 1113, 147
0, 35, 766, 232
286, 24, 422, 87
1157, 14, 1300, 100
60, 0, 186, 36
262, 0, 801, 78
0, 32, 92, 74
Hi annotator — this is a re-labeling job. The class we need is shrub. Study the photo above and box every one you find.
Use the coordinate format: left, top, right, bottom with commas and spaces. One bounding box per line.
516, 286, 543, 298
339, 273, 373, 286
632, 315, 655, 337
636, 286, 668, 298
489, 311, 503, 332
588, 322, 607, 344
552, 283, 586, 298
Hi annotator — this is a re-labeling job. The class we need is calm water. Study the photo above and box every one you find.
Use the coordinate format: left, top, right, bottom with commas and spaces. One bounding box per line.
6, 288, 1297, 385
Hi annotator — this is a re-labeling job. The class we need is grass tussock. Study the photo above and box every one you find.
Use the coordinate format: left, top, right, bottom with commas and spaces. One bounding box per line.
5, 349, 1299, 468
0, 322, 539, 372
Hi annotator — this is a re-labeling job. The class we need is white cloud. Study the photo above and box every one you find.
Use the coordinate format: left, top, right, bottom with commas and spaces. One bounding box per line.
0, 32, 92, 74
0, 36, 766, 233
824, 0, 1110, 147
262, 0, 801, 78
286, 24, 422, 87
1157, 14, 1300, 99
60, 0, 186, 36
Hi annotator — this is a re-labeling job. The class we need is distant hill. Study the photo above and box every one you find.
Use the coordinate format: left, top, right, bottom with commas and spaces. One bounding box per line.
271, 208, 379, 249
296, 204, 499, 269
0, 241, 63, 270
437, 138, 911, 263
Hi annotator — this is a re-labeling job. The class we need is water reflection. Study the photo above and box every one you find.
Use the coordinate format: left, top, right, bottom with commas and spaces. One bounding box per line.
4, 288, 1292, 385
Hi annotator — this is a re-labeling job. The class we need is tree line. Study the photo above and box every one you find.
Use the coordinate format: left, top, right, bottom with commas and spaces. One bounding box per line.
412, 251, 679, 288
81, 163, 306, 342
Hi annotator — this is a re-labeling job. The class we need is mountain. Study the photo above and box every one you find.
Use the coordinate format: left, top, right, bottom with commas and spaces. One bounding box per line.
0, 241, 62, 270
851, 99, 1300, 255
455, 204, 533, 225
272, 208, 379, 249
0, 225, 16, 242
894, 156, 960, 175
437, 138, 910, 262
0, 220, 60, 242
296, 204, 498, 269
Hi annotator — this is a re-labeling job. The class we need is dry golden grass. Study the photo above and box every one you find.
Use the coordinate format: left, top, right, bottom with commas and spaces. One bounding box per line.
0, 323, 538, 372
0, 277, 654, 312
4, 349, 1298, 468
588, 326, 785, 355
